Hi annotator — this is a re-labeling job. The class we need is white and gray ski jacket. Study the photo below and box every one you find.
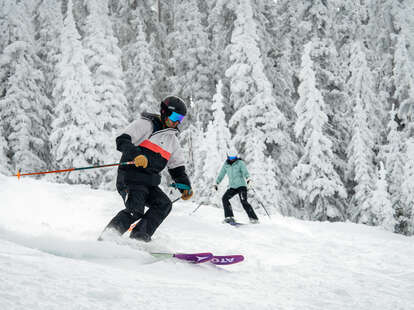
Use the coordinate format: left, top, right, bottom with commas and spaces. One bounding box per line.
116, 113, 190, 188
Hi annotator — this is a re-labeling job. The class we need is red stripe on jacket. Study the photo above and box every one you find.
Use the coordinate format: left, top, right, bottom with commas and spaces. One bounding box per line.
139, 140, 171, 160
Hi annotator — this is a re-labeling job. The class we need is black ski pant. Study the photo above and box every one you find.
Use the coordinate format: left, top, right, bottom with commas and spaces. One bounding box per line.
222, 186, 258, 220
104, 184, 172, 242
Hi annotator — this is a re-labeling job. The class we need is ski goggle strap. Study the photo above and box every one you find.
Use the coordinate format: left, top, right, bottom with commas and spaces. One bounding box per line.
168, 111, 185, 123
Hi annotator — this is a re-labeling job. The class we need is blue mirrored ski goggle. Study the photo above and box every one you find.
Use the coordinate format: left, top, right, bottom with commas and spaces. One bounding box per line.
168, 111, 185, 123
228, 156, 237, 160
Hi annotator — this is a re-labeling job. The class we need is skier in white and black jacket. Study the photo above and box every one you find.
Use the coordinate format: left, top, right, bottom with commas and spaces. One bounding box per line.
100, 96, 193, 242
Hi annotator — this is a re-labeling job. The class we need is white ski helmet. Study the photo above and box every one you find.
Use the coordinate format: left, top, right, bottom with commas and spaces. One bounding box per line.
227, 148, 238, 159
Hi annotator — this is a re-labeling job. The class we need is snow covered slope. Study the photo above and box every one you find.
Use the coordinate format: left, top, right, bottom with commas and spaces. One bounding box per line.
0, 175, 413, 310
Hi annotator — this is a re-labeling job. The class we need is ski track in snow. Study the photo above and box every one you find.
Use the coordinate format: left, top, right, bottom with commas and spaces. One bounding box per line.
0, 175, 413, 310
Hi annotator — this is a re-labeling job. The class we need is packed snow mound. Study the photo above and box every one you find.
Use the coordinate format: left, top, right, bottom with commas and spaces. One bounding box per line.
0, 175, 413, 310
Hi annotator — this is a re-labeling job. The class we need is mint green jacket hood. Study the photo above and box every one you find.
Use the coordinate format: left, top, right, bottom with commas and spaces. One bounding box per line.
216, 159, 249, 189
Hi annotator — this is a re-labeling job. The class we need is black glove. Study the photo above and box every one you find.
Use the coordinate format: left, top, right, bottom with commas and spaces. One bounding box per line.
213, 184, 218, 191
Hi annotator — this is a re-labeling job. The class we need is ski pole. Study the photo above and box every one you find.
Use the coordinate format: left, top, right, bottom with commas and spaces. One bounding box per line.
250, 187, 271, 218
189, 202, 206, 215
13, 161, 135, 179
172, 196, 181, 204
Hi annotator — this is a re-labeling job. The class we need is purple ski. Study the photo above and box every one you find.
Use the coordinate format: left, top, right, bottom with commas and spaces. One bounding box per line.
151, 252, 213, 264
150, 252, 244, 265
173, 252, 213, 264
210, 255, 244, 265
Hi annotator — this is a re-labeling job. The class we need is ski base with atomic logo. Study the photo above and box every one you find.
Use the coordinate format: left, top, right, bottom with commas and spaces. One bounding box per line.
150, 252, 244, 265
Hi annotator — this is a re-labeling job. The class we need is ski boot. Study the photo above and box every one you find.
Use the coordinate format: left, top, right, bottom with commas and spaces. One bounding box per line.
223, 216, 236, 224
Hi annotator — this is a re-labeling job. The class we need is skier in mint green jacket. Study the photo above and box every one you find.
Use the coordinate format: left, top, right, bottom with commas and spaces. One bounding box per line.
214, 153, 259, 224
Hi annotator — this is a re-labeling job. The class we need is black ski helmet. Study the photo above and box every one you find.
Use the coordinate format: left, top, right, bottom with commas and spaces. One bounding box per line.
160, 96, 187, 122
